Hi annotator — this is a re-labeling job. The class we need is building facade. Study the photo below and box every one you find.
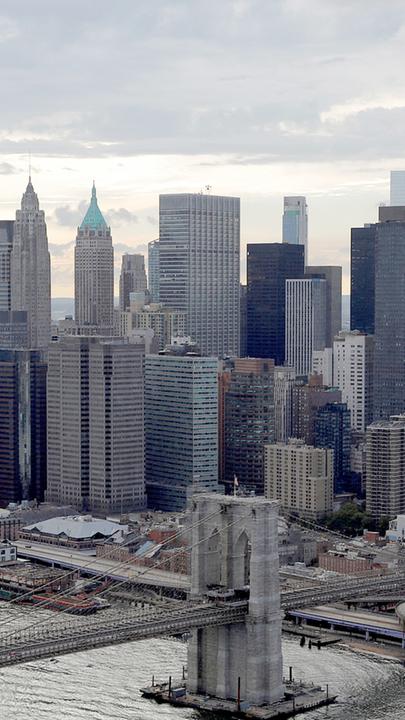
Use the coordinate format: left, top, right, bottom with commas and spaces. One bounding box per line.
305, 265, 342, 346
350, 225, 376, 335
47, 336, 145, 513
314, 402, 351, 493
247, 243, 304, 364
264, 439, 333, 519
119, 253, 147, 311
148, 239, 160, 303
159, 193, 240, 357
285, 278, 327, 376
224, 358, 275, 494
390, 170, 405, 205
0, 349, 47, 507
366, 415, 405, 521
333, 331, 374, 432
0, 221, 14, 313
373, 211, 405, 419
131, 303, 186, 351
10, 179, 51, 349
274, 365, 296, 443
292, 375, 341, 446
282, 196, 308, 264
74, 184, 114, 333
145, 354, 219, 511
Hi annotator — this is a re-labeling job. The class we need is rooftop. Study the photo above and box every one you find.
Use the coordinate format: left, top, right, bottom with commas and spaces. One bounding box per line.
23, 516, 126, 540
80, 183, 108, 231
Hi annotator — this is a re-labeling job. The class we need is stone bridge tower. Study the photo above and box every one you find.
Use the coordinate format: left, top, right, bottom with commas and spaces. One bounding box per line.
187, 494, 284, 705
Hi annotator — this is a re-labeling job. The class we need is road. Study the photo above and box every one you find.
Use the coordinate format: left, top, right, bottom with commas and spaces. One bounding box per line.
14, 541, 190, 590
289, 604, 405, 642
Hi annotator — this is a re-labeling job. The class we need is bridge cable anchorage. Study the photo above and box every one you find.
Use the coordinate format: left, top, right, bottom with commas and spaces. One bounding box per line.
0, 509, 252, 649
0, 506, 225, 627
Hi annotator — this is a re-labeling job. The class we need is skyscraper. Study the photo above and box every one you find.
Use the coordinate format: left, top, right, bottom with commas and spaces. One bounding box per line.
366, 415, 405, 521
148, 239, 160, 303
333, 331, 374, 432
224, 358, 275, 494
0, 349, 47, 506
305, 265, 342, 346
274, 365, 296, 443
74, 184, 114, 332
350, 225, 376, 335
47, 336, 145, 513
285, 278, 327, 376
314, 402, 351, 493
390, 171, 405, 205
247, 243, 304, 364
373, 208, 405, 419
145, 353, 219, 510
0, 221, 14, 312
119, 253, 147, 311
282, 196, 308, 263
10, 179, 51, 349
292, 375, 341, 446
159, 193, 240, 357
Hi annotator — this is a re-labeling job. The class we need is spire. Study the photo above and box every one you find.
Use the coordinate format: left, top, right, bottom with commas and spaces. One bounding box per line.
21, 176, 39, 212
80, 182, 108, 231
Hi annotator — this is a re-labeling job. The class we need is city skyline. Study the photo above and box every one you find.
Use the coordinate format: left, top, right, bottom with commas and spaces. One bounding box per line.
2, 2, 405, 295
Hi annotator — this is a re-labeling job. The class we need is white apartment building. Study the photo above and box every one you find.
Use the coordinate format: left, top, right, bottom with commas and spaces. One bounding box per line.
312, 347, 333, 386
333, 331, 374, 432
264, 439, 333, 519
285, 278, 327, 376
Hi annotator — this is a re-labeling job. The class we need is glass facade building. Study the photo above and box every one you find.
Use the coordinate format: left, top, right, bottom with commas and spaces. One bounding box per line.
145, 355, 219, 510
148, 239, 160, 303
350, 225, 376, 335
314, 402, 351, 493
247, 243, 304, 364
159, 193, 240, 357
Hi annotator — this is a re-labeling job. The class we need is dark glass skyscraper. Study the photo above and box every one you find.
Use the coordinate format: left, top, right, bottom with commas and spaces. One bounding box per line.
314, 402, 351, 493
247, 243, 304, 364
350, 225, 376, 335
373, 215, 405, 419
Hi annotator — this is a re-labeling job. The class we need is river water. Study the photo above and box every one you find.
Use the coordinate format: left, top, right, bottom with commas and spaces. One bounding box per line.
0, 598, 404, 720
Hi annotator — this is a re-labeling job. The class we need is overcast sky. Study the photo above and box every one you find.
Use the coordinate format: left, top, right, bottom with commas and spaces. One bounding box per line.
1, 0, 404, 295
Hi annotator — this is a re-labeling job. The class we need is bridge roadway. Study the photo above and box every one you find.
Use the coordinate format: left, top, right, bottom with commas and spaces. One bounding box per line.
14, 541, 189, 591
0, 571, 404, 667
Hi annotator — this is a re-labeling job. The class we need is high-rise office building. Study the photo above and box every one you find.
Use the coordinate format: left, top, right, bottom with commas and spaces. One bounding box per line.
0, 311, 28, 349
224, 358, 275, 494
282, 196, 308, 263
119, 254, 147, 311
366, 414, 405, 521
274, 366, 296, 443
264, 439, 333, 520
0, 221, 14, 312
145, 353, 219, 510
333, 331, 374, 432
306, 266, 342, 346
47, 336, 145, 513
390, 171, 405, 205
314, 402, 351, 493
285, 278, 327, 376
10, 179, 51, 349
0, 349, 47, 506
350, 225, 376, 335
148, 239, 160, 303
239, 284, 247, 357
159, 193, 240, 357
373, 208, 405, 419
292, 375, 341, 446
131, 303, 186, 351
247, 243, 304, 364
74, 184, 114, 332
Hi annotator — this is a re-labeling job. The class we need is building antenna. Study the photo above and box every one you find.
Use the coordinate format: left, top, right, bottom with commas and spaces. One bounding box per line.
28, 151, 31, 181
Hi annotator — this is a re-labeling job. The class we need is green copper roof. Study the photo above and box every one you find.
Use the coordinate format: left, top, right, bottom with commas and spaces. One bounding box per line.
80, 183, 108, 230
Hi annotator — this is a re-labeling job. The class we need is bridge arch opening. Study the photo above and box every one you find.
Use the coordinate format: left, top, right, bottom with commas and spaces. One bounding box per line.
206, 528, 222, 586
234, 530, 251, 588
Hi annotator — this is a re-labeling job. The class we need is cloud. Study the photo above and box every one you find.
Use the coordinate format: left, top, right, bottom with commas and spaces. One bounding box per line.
49, 241, 74, 256
146, 215, 158, 226
0, 161, 17, 174
114, 242, 147, 254
54, 201, 87, 227
105, 208, 138, 226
